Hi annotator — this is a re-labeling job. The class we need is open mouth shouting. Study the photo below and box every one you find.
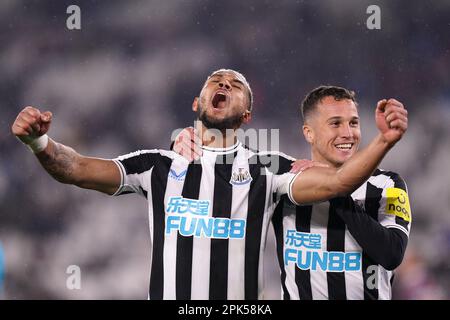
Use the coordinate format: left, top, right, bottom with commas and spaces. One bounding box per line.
211, 90, 228, 109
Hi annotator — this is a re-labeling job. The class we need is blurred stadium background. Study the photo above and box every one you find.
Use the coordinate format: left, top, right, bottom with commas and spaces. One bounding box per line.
0, 0, 449, 299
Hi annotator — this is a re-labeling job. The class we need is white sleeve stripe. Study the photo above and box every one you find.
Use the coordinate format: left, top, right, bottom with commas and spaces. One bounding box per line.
385, 224, 409, 237
114, 149, 157, 161
254, 150, 296, 161
287, 170, 303, 206
114, 149, 177, 161
111, 159, 125, 196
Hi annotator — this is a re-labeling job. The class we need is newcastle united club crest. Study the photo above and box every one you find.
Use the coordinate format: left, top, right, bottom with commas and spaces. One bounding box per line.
230, 168, 253, 185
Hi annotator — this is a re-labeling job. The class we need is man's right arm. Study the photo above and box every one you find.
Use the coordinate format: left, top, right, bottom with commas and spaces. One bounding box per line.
12, 106, 120, 195
289, 133, 392, 204
36, 138, 120, 195
289, 98, 408, 205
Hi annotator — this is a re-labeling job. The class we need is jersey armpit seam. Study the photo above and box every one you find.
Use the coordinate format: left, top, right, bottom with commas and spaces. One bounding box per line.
384, 224, 409, 237
111, 159, 125, 196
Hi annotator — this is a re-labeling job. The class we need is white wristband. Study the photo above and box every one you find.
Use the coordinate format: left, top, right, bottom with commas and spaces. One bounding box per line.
25, 134, 49, 154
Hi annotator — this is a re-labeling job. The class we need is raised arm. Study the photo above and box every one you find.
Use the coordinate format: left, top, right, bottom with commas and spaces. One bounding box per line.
12, 106, 120, 195
290, 99, 408, 204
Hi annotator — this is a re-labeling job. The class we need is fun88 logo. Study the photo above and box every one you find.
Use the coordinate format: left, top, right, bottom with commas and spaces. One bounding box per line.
165, 196, 246, 239
284, 229, 362, 272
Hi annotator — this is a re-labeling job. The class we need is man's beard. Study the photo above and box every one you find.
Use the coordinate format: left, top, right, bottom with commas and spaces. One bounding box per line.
198, 104, 244, 131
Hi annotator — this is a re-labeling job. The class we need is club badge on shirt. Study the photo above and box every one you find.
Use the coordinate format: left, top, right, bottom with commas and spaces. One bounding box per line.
230, 168, 252, 185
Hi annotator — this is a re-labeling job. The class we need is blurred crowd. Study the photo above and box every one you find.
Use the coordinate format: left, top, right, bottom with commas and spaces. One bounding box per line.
0, 0, 449, 299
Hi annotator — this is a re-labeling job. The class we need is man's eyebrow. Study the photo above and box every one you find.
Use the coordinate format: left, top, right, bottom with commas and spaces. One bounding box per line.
327, 116, 360, 121
231, 79, 244, 86
208, 75, 245, 87
327, 116, 343, 122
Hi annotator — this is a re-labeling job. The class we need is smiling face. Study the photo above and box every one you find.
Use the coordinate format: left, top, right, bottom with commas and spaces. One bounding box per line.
303, 96, 361, 168
193, 69, 252, 130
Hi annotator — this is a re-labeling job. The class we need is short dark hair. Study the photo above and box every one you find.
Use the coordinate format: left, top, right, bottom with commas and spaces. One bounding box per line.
301, 85, 357, 122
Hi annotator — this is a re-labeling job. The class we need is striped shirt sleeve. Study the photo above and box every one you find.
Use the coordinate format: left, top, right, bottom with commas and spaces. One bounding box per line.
261, 152, 296, 203
112, 149, 163, 198
378, 172, 412, 236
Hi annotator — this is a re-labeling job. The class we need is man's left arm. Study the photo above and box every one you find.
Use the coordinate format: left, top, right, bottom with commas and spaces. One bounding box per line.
333, 179, 411, 270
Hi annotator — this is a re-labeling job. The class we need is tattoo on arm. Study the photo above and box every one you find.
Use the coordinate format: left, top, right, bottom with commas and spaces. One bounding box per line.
37, 141, 80, 185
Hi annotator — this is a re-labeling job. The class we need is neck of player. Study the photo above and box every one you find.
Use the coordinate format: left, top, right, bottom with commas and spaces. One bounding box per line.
196, 122, 238, 149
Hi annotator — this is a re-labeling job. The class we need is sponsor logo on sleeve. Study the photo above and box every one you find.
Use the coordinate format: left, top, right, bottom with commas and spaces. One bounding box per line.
385, 187, 411, 222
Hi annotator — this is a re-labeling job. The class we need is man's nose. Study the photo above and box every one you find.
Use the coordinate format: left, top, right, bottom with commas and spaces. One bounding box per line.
340, 124, 353, 138
218, 81, 231, 90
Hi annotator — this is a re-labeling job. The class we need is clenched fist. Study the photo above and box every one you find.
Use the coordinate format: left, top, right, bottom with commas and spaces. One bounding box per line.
12, 106, 53, 144
375, 98, 408, 146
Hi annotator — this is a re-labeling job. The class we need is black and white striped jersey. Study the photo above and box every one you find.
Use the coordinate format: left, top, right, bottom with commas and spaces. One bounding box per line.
112, 141, 295, 300
273, 169, 411, 300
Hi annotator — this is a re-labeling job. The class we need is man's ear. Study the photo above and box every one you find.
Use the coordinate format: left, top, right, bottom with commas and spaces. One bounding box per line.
242, 110, 252, 124
303, 124, 314, 144
192, 97, 199, 112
